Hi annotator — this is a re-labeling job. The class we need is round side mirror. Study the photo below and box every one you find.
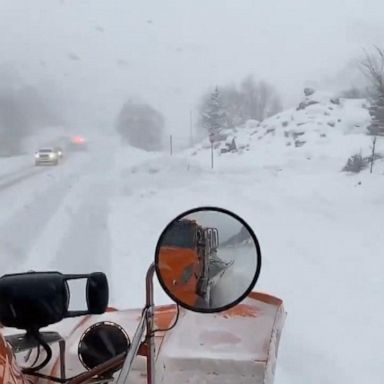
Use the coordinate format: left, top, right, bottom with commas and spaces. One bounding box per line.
155, 207, 261, 313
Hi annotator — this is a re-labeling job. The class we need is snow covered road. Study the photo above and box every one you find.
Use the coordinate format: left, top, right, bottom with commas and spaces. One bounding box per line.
0, 166, 47, 191
0, 136, 383, 384
0, 151, 113, 275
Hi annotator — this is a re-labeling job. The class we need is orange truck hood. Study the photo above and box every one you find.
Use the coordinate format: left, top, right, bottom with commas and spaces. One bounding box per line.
2, 291, 285, 384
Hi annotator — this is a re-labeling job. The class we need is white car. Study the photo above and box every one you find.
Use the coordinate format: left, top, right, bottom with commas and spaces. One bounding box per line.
35, 148, 59, 165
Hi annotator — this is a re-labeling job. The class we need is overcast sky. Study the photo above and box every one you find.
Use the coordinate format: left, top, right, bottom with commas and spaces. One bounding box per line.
1, 0, 384, 136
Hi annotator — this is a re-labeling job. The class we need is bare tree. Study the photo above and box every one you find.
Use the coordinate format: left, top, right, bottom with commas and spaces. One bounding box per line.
360, 46, 384, 95
370, 136, 377, 173
269, 95, 283, 116
198, 76, 283, 133
220, 85, 245, 128
215, 77, 282, 127
340, 86, 369, 99
360, 47, 384, 136
239, 75, 282, 122
240, 75, 259, 120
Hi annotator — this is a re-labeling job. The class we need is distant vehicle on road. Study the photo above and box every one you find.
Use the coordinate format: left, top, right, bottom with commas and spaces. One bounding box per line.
68, 135, 87, 151
34, 148, 59, 166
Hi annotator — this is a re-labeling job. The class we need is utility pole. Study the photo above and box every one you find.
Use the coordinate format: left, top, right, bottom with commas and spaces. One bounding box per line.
209, 133, 214, 169
370, 136, 377, 174
170, 134, 173, 156
189, 110, 193, 147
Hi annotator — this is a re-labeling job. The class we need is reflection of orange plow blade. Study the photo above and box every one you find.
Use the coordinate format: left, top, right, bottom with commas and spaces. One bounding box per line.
20, 291, 285, 384
206, 259, 234, 301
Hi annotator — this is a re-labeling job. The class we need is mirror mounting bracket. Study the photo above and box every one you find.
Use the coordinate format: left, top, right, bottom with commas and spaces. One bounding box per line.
116, 263, 156, 384
145, 263, 156, 384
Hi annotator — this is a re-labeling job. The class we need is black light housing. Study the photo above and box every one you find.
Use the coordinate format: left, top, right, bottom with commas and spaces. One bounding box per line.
0, 271, 109, 331
78, 321, 130, 371
0, 272, 69, 330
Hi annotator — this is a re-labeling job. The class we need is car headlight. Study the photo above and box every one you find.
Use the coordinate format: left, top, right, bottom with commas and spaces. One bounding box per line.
35, 154, 39, 158
49, 153, 56, 159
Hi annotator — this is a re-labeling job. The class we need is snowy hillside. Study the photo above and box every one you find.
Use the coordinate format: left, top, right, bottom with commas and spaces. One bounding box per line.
188, 90, 384, 174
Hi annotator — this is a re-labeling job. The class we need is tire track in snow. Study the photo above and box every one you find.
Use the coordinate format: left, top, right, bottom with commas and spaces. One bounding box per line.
0, 173, 82, 274
0, 166, 47, 190
0, 154, 103, 274
46, 180, 113, 309
49, 181, 112, 274
0, 153, 81, 191
44, 148, 117, 307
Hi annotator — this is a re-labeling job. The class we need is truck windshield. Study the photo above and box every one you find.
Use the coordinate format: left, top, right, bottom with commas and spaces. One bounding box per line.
161, 221, 196, 248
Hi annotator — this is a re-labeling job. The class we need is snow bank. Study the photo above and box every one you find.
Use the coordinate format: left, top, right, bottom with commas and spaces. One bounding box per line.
185, 90, 380, 176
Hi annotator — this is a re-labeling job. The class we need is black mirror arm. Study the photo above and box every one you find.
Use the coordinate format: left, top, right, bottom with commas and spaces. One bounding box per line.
145, 263, 156, 384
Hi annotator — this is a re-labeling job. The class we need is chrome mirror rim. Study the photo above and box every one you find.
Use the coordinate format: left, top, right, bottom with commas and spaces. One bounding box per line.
154, 206, 262, 314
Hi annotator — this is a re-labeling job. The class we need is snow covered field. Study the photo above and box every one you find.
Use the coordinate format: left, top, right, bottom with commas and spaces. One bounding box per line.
0, 93, 383, 383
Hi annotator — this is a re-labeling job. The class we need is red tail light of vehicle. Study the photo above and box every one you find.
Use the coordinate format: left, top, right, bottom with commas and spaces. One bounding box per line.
72, 136, 85, 144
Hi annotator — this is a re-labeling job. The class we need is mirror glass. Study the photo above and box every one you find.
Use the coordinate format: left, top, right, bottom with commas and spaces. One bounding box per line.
155, 207, 261, 313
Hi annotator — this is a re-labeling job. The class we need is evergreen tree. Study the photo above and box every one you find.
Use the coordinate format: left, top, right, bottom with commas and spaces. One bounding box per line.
200, 87, 227, 134
368, 93, 384, 136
